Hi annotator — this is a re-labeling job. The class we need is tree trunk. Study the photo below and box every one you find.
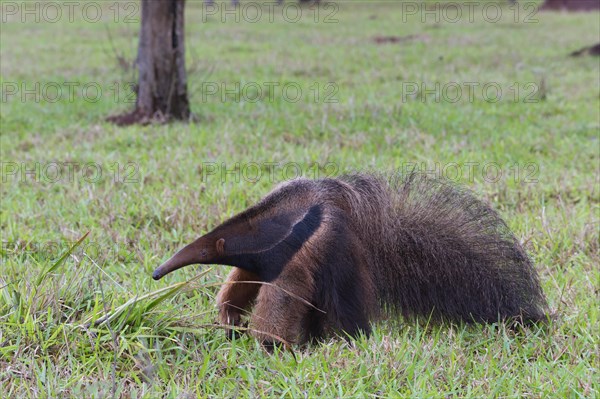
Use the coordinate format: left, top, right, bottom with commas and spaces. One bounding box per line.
109, 0, 190, 125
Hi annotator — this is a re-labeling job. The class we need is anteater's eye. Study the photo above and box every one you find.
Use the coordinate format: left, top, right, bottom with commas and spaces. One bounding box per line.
200, 249, 208, 257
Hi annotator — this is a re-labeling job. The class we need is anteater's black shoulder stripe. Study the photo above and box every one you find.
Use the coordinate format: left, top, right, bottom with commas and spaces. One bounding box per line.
257, 204, 323, 281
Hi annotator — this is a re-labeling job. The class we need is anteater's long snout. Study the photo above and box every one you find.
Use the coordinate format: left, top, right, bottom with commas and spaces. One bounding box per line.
152, 241, 204, 280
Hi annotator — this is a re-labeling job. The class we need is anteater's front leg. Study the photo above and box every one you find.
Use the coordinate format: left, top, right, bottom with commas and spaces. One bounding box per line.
249, 264, 315, 349
216, 268, 261, 338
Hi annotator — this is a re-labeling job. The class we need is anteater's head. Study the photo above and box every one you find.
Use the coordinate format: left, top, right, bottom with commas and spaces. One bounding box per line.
152, 179, 323, 281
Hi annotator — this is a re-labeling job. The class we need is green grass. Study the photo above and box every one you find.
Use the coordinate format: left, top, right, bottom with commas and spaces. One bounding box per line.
1, 0, 599, 397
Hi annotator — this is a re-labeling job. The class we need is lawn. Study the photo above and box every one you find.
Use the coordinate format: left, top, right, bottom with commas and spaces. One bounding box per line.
1, 0, 598, 397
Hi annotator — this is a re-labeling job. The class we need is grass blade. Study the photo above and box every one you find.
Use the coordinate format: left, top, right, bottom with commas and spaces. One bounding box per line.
36, 231, 90, 286
84, 268, 212, 328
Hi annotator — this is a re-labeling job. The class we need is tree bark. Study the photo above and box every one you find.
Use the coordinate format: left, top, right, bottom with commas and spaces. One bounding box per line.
109, 0, 190, 125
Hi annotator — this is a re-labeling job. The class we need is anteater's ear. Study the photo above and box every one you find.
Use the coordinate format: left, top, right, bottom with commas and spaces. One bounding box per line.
216, 238, 225, 256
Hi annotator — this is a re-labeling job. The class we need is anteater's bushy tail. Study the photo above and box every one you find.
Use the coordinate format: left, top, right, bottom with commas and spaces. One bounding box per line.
340, 172, 548, 324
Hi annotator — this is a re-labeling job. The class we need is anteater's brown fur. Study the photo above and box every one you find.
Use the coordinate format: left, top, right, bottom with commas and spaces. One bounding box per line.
153, 173, 548, 347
